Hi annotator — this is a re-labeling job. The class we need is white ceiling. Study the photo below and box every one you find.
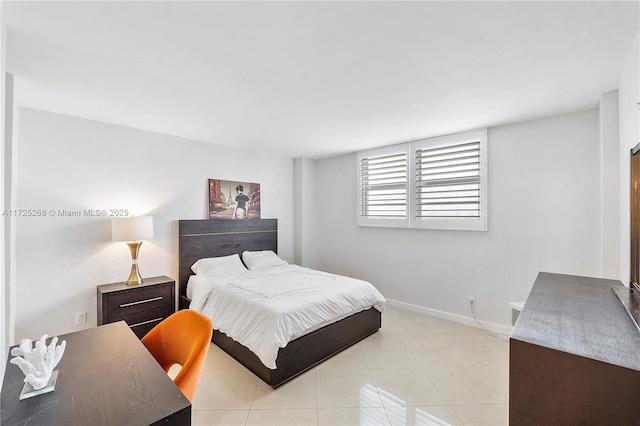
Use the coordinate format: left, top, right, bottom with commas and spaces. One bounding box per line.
4, 1, 639, 159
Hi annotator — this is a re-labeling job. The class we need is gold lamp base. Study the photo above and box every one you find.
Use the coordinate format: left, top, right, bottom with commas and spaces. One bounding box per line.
125, 241, 144, 286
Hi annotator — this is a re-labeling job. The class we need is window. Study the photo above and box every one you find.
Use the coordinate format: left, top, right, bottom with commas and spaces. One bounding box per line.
357, 144, 410, 227
413, 129, 487, 230
357, 129, 487, 231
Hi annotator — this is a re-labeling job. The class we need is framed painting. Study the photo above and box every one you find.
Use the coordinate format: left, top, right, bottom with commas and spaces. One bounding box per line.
209, 179, 261, 219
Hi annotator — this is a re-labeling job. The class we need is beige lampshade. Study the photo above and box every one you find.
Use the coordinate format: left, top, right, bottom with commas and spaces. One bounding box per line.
111, 216, 154, 242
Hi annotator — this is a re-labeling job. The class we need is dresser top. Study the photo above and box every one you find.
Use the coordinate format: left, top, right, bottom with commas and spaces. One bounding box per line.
511, 272, 640, 371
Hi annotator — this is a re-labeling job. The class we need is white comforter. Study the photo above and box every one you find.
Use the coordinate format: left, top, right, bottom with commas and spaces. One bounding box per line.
188, 264, 385, 369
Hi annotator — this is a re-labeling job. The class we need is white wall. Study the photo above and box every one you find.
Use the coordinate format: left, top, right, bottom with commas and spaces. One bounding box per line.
618, 34, 640, 286
1, 4, 7, 379
315, 110, 602, 327
13, 108, 294, 340
293, 157, 317, 268
599, 91, 620, 279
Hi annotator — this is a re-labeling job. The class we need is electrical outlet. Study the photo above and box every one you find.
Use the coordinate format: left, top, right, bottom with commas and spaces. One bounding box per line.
467, 296, 475, 306
75, 312, 87, 325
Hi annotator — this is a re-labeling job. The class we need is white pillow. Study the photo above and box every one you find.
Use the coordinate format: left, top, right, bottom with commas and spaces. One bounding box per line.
242, 250, 287, 270
191, 254, 247, 277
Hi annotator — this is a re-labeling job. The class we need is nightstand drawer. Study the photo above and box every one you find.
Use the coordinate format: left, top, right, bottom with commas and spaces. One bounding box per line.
128, 317, 164, 339
106, 299, 173, 325
104, 284, 173, 321
124, 307, 173, 338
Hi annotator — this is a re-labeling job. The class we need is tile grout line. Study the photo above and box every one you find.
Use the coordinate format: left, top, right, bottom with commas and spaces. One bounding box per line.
315, 368, 319, 425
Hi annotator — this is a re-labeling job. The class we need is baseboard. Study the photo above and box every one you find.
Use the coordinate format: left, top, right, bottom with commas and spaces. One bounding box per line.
385, 298, 512, 338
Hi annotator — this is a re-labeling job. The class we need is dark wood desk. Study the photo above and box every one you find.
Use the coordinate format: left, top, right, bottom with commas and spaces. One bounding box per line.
1, 321, 191, 425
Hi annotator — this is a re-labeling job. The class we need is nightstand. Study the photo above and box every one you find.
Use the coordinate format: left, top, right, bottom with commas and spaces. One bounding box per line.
97, 275, 176, 339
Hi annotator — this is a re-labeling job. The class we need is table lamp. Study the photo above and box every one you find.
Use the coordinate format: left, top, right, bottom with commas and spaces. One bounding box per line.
111, 216, 154, 285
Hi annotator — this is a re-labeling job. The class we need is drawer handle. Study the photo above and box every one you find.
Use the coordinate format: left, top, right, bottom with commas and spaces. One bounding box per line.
130, 317, 163, 328
119, 296, 163, 308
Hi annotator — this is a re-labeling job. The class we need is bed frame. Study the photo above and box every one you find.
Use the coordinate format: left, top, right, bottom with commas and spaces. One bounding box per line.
178, 219, 381, 388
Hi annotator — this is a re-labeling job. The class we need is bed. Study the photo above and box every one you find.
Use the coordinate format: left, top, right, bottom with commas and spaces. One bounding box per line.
178, 218, 383, 388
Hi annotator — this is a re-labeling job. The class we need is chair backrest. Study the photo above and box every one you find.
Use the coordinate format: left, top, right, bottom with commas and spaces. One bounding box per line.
141, 309, 213, 401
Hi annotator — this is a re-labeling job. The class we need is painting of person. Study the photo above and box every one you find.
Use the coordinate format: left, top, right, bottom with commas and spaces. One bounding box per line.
208, 179, 261, 219
233, 185, 250, 219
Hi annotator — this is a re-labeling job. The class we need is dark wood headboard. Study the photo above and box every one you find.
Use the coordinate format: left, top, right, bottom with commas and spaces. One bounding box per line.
178, 219, 278, 308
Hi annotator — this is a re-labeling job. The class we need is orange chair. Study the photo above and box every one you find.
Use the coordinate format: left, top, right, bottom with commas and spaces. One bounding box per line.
141, 309, 213, 401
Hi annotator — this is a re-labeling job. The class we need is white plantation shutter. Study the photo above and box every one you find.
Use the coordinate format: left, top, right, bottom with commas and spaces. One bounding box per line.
357, 129, 487, 231
357, 145, 410, 226
415, 141, 481, 218
413, 129, 487, 230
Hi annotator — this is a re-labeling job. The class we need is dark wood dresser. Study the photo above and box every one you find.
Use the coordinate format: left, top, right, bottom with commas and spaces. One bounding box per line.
97, 275, 176, 338
510, 272, 640, 425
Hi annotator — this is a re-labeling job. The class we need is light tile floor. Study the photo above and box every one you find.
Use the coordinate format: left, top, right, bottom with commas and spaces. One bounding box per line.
190, 305, 509, 425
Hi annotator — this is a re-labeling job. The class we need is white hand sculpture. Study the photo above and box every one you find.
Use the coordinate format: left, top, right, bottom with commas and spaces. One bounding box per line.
10, 334, 66, 390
